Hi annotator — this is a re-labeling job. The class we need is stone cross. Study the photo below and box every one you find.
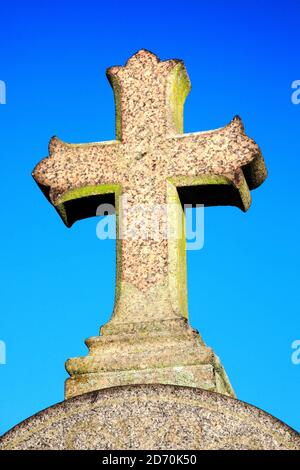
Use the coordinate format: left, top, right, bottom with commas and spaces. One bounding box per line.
33, 50, 267, 399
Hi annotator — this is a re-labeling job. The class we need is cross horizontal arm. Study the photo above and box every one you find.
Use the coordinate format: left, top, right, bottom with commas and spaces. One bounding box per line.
165, 116, 267, 210
32, 136, 123, 226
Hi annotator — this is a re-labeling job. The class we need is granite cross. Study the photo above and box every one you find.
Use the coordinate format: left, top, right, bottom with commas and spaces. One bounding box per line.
33, 50, 267, 398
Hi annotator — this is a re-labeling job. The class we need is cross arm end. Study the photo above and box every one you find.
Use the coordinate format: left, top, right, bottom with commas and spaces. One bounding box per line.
32, 136, 122, 227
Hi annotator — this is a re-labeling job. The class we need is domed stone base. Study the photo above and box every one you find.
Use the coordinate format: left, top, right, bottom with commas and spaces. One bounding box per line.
0, 384, 299, 450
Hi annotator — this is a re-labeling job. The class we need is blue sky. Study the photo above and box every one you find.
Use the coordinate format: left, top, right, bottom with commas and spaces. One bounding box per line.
0, 0, 300, 435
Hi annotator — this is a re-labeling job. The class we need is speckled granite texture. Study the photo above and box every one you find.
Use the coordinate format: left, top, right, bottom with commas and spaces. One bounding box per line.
0, 385, 298, 450
32, 50, 267, 398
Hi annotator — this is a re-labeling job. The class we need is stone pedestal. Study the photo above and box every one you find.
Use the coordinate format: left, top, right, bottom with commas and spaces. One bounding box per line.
65, 318, 234, 399
1, 385, 299, 450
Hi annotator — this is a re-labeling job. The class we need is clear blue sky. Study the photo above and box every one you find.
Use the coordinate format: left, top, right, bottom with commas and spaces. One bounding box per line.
0, 1, 299, 435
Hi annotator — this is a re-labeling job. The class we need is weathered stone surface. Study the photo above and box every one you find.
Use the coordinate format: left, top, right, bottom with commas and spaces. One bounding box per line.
32, 50, 267, 398
1, 385, 298, 450
65, 318, 234, 399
